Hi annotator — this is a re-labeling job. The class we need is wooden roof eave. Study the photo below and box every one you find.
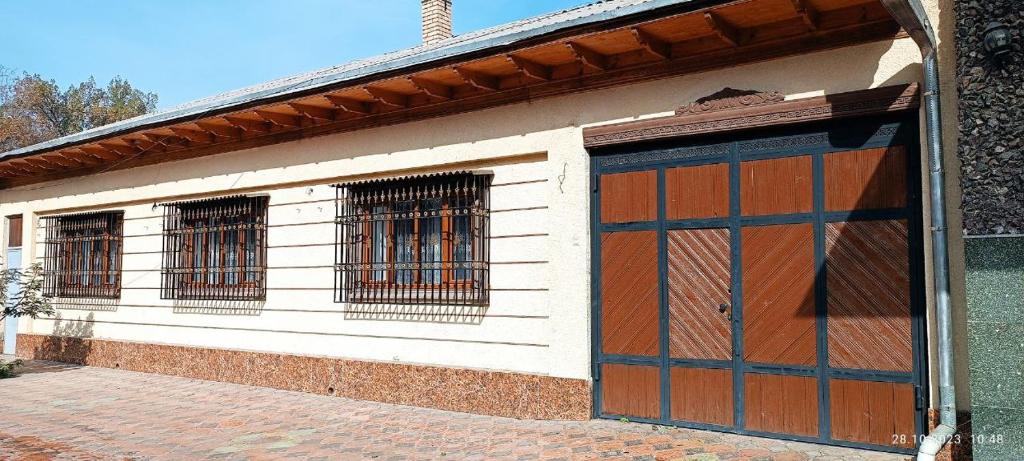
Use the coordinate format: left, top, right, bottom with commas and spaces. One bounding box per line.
0, 0, 905, 188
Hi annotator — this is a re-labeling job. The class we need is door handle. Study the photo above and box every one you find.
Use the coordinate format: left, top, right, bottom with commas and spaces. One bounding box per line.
719, 303, 732, 320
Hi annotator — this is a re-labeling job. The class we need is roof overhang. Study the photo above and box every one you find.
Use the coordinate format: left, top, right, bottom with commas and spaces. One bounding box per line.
0, 0, 905, 189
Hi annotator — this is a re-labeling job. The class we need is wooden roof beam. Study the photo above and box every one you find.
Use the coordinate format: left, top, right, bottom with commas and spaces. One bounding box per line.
0, 161, 35, 176
631, 27, 672, 59
12, 160, 43, 174
141, 132, 187, 147
791, 0, 820, 31
62, 149, 105, 165
23, 157, 61, 171
40, 154, 81, 168
567, 42, 610, 71
9, 159, 50, 173
97, 142, 138, 157
223, 115, 274, 133
323, 94, 372, 115
169, 127, 216, 144
0, 163, 30, 176
704, 12, 741, 47
81, 145, 124, 160
407, 77, 453, 100
363, 87, 409, 108
288, 103, 337, 122
253, 110, 303, 128
453, 67, 500, 91
194, 121, 243, 139
128, 138, 166, 154
507, 55, 552, 81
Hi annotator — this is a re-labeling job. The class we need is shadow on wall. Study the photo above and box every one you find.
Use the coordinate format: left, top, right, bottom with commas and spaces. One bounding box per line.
52, 297, 119, 312
172, 299, 265, 316
343, 303, 488, 325
31, 312, 95, 365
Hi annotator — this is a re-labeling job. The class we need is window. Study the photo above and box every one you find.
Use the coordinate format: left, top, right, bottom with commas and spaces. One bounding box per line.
41, 211, 124, 298
335, 172, 490, 305
160, 195, 268, 300
6, 214, 23, 248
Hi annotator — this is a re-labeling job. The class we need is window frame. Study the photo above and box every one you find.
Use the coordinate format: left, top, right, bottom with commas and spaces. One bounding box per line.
41, 211, 125, 299
335, 172, 491, 305
160, 195, 269, 301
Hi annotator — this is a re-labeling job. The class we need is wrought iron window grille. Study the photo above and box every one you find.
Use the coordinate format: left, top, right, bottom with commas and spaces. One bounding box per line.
41, 211, 125, 299
334, 172, 491, 305
160, 195, 269, 301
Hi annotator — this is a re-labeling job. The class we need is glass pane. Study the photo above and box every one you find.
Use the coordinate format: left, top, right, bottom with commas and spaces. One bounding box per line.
454, 214, 470, 280
79, 239, 90, 285
225, 226, 239, 285
108, 239, 119, 285
246, 226, 257, 282
419, 199, 442, 284
192, 231, 203, 282
91, 234, 102, 286
372, 205, 388, 281
394, 202, 415, 284
208, 223, 220, 285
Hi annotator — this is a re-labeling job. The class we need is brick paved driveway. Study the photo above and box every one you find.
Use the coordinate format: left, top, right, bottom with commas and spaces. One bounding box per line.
0, 361, 908, 461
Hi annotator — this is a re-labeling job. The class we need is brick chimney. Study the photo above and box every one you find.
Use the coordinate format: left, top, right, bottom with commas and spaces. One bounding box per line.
422, 0, 453, 44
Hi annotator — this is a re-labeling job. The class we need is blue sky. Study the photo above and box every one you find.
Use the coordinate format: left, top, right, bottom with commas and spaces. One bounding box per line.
2, 0, 589, 109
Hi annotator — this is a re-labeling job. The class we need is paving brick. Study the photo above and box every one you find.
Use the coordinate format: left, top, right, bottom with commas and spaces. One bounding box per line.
0, 361, 909, 461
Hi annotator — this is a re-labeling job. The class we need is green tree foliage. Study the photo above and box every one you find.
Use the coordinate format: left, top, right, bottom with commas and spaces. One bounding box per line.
1, 262, 53, 378
1, 263, 54, 322
0, 66, 158, 151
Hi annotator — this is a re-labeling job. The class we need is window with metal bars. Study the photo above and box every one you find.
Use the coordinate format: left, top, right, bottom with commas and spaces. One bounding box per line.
335, 172, 491, 305
160, 195, 268, 301
41, 211, 124, 298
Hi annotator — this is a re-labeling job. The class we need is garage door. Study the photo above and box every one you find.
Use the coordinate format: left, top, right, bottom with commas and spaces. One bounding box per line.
590, 116, 926, 454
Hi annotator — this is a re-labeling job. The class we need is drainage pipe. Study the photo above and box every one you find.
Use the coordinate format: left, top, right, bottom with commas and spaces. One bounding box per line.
877, 1, 957, 460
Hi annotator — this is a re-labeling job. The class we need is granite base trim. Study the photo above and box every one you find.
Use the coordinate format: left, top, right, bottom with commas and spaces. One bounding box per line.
927, 408, 974, 461
15, 334, 591, 420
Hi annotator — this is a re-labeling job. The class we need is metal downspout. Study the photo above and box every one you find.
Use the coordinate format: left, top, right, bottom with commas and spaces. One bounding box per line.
918, 50, 958, 461
877, 1, 957, 460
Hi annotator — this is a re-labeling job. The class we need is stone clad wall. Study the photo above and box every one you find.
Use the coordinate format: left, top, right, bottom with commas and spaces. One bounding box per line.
954, 1, 1023, 235
956, 2, 1024, 460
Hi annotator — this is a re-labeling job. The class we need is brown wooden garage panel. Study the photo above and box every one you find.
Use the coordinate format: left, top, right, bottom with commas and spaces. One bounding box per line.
601, 231, 660, 356
667, 228, 732, 360
593, 116, 923, 453
830, 379, 917, 448
740, 156, 813, 216
826, 220, 913, 372
825, 146, 907, 211
742, 223, 816, 366
666, 163, 729, 219
744, 373, 819, 437
670, 367, 733, 426
600, 170, 657, 223
601, 364, 660, 419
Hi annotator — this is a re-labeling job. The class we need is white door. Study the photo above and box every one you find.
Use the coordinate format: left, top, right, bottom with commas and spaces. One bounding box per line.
3, 247, 21, 355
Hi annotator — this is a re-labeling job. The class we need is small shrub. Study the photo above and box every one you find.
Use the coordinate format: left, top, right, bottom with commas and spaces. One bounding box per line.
0, 359, 25, 378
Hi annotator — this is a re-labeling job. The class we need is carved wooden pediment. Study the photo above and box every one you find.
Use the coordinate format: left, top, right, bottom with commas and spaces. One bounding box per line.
678, 88, 785, 115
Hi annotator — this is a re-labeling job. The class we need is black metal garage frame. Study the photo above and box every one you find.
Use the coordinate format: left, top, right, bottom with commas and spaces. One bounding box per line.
588, 114, 928, 455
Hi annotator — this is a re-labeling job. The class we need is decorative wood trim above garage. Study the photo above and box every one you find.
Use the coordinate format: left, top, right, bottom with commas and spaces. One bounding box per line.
583, 83, 920, 148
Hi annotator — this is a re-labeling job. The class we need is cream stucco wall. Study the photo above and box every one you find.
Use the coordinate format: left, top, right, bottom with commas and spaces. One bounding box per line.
1, 37, 936, 384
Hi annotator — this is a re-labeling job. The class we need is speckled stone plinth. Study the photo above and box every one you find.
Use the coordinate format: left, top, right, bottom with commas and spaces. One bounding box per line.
965, 236, 1024, 461
15, 334, 591, 420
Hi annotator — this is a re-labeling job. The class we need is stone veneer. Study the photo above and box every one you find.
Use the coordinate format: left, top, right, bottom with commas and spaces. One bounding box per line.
963, 236, 1024, 460
954, 1, 1022, 235
15, 334, 592, 421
